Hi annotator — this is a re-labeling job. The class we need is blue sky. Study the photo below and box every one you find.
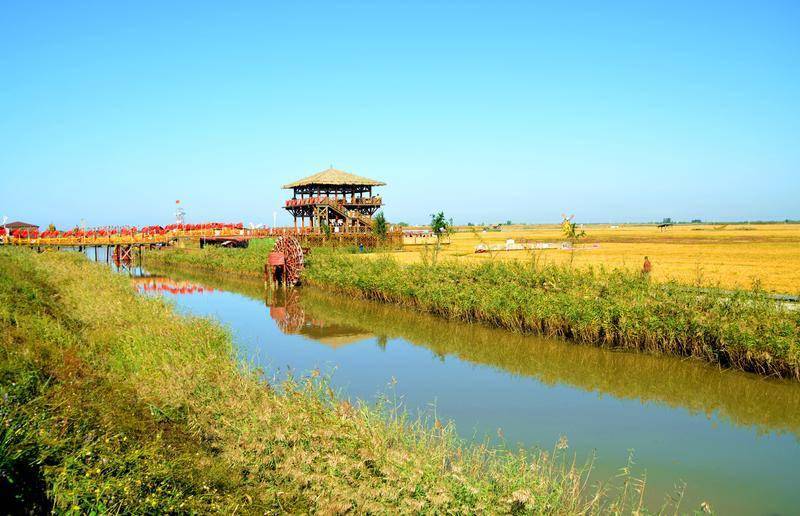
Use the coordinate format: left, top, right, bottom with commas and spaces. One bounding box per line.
1, 1, 798, 227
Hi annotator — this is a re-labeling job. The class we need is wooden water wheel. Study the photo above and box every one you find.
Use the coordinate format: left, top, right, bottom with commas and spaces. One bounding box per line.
269, 236, 305, 287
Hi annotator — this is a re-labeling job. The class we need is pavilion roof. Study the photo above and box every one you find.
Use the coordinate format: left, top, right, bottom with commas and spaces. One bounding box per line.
282, 167, 386, 189
5, 221, 39, 229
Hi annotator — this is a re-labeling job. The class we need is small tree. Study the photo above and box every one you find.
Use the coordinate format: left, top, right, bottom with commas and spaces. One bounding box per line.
561, 213, 587, 266
424, 211, 453, 266
430, 211, 452, 236
372, 211, 388, 240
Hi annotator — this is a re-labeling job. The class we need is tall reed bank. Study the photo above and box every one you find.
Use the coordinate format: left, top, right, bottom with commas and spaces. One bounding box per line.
303, 251, 800, 380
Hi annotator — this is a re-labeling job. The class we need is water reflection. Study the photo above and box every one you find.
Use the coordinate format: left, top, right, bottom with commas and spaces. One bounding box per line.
143, 265, 800, 440
267, 289, 373, 347
132, 276, 219, 295
303, 290, 800, 439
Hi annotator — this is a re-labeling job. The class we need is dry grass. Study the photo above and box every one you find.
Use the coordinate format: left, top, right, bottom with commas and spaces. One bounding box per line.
390, 223, 800, 294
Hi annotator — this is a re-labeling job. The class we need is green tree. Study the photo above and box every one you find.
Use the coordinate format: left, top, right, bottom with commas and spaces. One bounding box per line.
561, 213, 587, 266
422, 212, 453, 266
372, 211, 388, 239
430, 212, 452, 236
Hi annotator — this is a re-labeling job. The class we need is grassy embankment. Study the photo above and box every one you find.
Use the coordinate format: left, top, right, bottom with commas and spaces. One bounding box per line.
143, 237, 275, 277
304, 250, 800, 380
0, 248, 650, 513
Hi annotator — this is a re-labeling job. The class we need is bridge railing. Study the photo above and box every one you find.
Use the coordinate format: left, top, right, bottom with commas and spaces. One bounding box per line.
2, 225, 389, 246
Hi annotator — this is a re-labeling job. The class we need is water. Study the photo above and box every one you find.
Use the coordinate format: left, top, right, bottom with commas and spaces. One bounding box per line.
106, 257, 800, 515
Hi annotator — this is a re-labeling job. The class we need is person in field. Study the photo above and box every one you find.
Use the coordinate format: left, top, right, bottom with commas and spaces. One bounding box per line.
642, 256, 652, 278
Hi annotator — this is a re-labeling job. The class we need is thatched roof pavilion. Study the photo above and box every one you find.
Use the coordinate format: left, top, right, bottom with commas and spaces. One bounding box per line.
282, 167, 385, 191
282, 167, 385, 232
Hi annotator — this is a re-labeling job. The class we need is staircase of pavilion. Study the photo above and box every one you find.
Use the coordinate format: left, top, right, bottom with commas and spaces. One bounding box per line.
315, 198, 374, 230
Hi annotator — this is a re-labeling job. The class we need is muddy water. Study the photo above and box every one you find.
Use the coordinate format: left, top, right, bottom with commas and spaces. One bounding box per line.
125, 263, 799, 515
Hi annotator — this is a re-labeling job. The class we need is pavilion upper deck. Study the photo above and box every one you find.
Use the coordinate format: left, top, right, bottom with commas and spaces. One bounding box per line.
281, 167, 386, 232
284, 195, 383, 208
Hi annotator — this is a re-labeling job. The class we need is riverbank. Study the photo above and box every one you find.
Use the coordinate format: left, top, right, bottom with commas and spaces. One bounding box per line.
303, 250, 800, 380
142, 237, 274, 277
0, 248, 642, 513
142, 243, 800, 380
144, 264, 800, 438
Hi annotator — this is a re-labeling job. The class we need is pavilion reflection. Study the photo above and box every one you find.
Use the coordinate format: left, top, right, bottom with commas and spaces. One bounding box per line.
266, 289, 375, 348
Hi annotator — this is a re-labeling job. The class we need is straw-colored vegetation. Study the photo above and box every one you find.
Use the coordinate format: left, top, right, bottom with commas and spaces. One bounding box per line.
394, 223, 800, 294
1, 248, 656, 513
304, 250, 800, 380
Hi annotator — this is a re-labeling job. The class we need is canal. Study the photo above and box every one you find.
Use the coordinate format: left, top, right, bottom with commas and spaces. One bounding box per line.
108, 259, 800, 514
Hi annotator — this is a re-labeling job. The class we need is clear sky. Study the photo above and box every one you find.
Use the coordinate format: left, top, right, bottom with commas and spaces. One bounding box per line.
1, 1, 798, 228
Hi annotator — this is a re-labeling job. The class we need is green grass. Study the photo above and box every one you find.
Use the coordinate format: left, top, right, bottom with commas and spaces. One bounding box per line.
303, 250, 800, 380
143, 238, 274, 277
0, 247, 662, 513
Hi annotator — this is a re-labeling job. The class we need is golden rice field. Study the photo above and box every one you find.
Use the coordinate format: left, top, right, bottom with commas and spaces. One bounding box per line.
384, 223, 800, 294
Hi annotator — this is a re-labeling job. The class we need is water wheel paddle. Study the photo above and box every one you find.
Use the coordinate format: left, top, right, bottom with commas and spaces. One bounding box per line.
271, 235, 305, 286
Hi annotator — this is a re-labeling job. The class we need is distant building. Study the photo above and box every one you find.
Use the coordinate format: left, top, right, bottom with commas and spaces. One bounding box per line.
5, 221, 39, 231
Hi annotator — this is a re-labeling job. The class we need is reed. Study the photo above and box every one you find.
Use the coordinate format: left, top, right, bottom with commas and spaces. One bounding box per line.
0, 247, 660, 513
304, 250, 800, 380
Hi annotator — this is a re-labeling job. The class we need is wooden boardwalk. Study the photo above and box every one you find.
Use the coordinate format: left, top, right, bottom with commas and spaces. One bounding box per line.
4, 229, 263, 248
2, 226, 402, 250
